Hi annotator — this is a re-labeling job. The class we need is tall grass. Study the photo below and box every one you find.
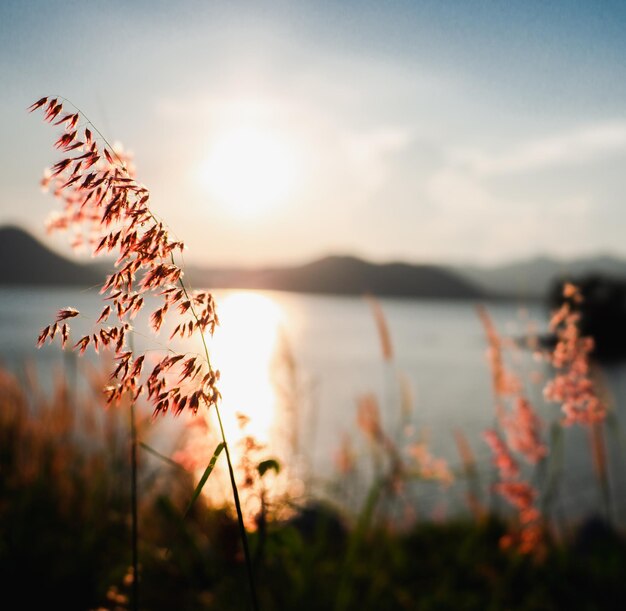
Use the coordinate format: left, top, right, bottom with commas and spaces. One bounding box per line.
4, 357, 626, 609
30, 96, 257, 610
329, 290, 613, 562
477, 284, 611, 555
0, 362, 135, 608
19, 97, 625, 607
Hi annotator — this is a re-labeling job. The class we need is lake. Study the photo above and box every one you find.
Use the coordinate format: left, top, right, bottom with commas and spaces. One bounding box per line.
1, 286, 625, 524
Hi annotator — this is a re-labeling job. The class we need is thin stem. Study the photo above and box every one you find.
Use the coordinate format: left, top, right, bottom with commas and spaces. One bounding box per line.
128, 328, 139, 611
130, 397, 139, 611
168, 250, 259, 608
215, 404, 260, 611
46, 99, 256, 609
336, 478, 385, 611
141, 152, 258, 609
193, 311, 259, 611
169, 230, 258, 608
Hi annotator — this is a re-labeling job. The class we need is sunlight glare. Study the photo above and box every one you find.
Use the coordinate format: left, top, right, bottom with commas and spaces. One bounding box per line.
208, 291, 283, 445
198, 126, 299, 219
173, 290, 296, 518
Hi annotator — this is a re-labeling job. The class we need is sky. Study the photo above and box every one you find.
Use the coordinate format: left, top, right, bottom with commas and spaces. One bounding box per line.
3, 0, 626, 267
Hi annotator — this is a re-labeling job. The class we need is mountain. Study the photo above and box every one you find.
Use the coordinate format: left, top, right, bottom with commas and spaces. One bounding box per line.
0, 226, 482, 298
6, 225, 625, 301
187, 255, 484, 299
454, 255, 626, 299
0, 225, 106, 287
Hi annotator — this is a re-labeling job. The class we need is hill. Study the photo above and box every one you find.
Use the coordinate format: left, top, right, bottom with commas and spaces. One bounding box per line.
0, 226, 106, 287
7, 224, 626, 300
455, 255, 626, 299
187, 255, 484, 299
0, 226, 483, 299
6, 225, 626, 302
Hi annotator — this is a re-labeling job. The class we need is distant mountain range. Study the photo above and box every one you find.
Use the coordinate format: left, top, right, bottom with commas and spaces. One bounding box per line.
0, 226, 480, 299
0, 226, 106, 287
184, 256, 483, 299
454, 255, 626, 299
2, 225, 626, 301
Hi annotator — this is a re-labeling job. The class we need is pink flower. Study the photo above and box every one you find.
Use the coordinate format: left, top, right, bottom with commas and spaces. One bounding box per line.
501, 397, 547, 464
544, 289, 606, 426
483, 429, 519, 479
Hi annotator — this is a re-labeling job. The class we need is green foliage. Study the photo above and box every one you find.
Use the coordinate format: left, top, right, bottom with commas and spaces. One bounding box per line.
184, 442, 225, 519
3, 365, 626, 610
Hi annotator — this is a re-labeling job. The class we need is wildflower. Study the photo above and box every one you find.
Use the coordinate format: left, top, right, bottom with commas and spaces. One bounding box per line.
479, 306, 546, 556
544, 285, 606, 426
335, 434, 356, 475
31, 97, 220, 416
408, 442, 453, 485
501, 397, 547, 464
357, 393, 384, 444
477, 305, 520, 400
366, 294, 393, 361
483, 429, 519, 479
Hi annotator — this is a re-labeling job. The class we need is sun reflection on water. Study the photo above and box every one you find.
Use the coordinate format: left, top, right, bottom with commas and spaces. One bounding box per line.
177, 290, 298, 516
208, 290, 284, 446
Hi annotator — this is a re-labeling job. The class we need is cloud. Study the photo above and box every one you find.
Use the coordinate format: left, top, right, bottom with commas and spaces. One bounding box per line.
338, 126, 413, 194
156, 92, 414, 213
426, 167, 494, 213
419, 121, 626, 261
427, 119, 626, 216
450, 121, 626, 176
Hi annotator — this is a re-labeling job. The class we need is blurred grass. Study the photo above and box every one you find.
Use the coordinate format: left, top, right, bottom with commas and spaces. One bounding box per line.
1, 362, 626, 610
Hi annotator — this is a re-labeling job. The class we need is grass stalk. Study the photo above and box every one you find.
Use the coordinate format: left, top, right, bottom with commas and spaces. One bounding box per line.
589, 422, 612, 524
217, 409, 260, 611
194, 319, 259, 611
335, 478, 384, 611
96, 104, 260, 610
130, 391, 139, 611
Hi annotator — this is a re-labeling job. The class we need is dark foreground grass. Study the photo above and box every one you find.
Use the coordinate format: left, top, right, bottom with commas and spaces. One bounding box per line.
1, 367, 625, 610
5, 494, 626, 610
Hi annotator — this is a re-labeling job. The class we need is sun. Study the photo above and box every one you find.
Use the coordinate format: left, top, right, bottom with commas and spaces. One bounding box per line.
197, 125, 299, 219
